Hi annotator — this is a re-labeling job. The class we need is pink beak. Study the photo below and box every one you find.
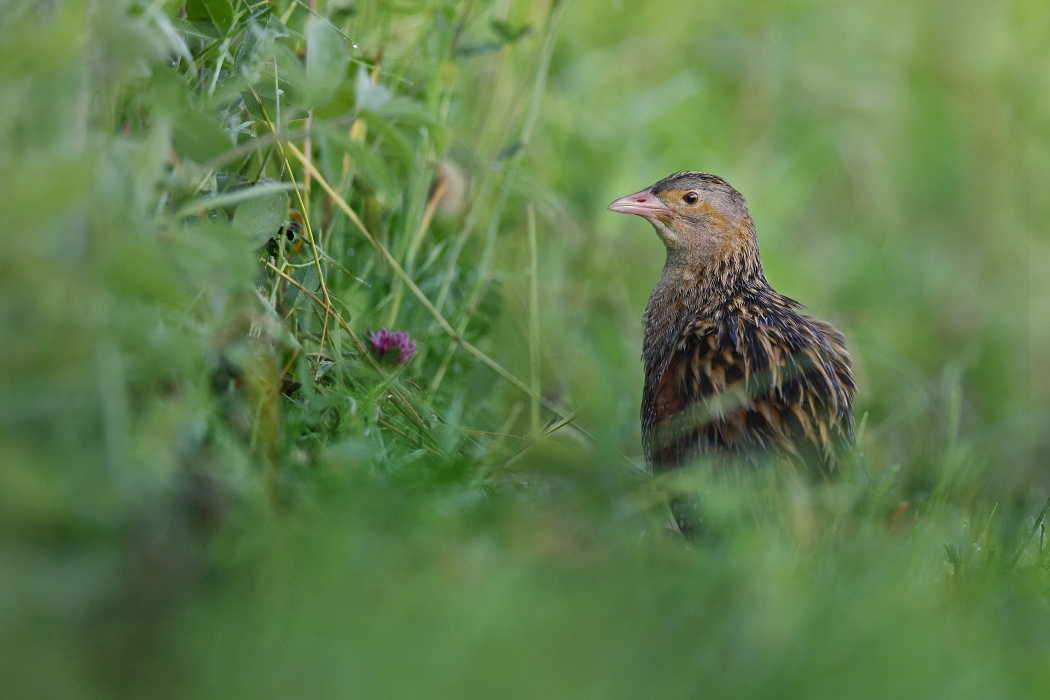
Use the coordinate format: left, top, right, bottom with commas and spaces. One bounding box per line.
607, 187, 671, 218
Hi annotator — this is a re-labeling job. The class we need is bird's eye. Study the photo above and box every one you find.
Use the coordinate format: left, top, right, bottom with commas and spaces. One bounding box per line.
683, 192, 699, 205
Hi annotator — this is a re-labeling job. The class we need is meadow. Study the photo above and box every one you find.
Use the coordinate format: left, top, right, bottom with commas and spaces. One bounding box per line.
1, 0, 1048, 697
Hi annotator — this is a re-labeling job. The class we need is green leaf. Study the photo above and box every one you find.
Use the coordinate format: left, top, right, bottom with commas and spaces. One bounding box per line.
177, 181, 297, 218
305, 15, 351, 109
490, 20, 533, 44
175, 220, 258, 291
172, 109, 232, 163
169, 17, 215, 41
286, 264, 320, 307
355, 65, 391, 111
236, 15, 288, 79
240, 43, 303, 122
234, 183, 290, 247
185, 0, 235, 35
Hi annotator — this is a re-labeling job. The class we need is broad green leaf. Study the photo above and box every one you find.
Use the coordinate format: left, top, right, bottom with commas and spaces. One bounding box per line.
285, 264, 321, 306
185, 0, 234, 35
234, 182, 290, 247
170, 17, 215, 42
490, 20, 533, 44
305, 16, 350, 109
355, 65, 391, 111
175, 220, 257, 291
177, 181, 297, 218
311, 77, 357, 120
241, 43, 303, 122
172, 109, 231, 163
236, 15, 289, 81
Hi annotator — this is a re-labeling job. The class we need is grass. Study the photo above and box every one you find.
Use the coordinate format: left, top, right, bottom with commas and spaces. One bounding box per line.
0, 0, 1048, 698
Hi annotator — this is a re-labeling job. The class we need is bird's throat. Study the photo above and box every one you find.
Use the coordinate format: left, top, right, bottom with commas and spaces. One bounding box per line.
642, 264, 703, 368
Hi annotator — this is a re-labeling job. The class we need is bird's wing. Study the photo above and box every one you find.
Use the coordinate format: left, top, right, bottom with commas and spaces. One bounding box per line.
644, 312, 854, 471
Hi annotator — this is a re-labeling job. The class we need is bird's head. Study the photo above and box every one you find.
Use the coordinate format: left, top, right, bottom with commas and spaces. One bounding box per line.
608, 171, 756, 264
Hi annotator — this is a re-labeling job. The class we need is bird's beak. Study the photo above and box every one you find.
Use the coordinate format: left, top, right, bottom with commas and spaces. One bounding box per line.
607, 187, 671, 218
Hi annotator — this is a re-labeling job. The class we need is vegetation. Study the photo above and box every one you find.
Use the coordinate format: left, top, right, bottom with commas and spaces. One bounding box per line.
1, 0, 1047, 697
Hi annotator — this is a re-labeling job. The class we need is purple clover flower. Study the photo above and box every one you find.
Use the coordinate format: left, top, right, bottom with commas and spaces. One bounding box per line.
369, 328, 417, 365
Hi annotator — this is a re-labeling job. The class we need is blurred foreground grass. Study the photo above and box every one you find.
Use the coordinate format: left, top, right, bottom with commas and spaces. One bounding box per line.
1, 0, 1048, 698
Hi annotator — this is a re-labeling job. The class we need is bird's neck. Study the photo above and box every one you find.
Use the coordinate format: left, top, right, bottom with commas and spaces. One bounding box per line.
642, 243, 769, 366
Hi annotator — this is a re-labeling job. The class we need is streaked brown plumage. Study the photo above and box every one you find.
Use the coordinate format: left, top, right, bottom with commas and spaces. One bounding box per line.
609, 172, 855, 534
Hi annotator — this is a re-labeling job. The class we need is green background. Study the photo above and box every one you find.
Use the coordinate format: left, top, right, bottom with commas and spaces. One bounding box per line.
1, 0, 1047, 697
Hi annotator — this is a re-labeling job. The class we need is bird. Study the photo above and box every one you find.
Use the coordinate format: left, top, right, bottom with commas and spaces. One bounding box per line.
608, 171, 855, 536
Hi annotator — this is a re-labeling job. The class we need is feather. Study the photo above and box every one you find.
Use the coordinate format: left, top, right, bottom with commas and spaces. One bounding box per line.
636, 174, 855, 479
